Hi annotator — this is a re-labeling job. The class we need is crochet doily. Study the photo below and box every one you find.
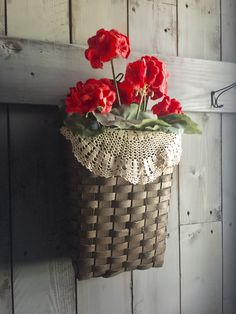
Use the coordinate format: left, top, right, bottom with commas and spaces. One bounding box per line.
61, 127, 182, 184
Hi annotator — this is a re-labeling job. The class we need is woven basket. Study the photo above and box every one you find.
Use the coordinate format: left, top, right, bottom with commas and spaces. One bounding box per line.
66, 150, 174, 280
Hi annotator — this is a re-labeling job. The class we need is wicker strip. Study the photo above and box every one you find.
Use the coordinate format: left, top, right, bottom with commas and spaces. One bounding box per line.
67, 153, 174, 280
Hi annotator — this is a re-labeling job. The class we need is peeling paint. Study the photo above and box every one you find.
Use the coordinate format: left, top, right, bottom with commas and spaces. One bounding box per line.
0, 39, 22, 59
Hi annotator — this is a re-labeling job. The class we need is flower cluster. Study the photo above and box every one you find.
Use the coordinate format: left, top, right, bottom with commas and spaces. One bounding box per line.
85, 28, 130, 69
66, 79, 116, 115
64, 28, 200, 136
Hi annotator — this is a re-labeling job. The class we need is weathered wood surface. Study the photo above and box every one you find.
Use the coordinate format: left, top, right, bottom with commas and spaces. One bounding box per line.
0, 0, 4, 35
178, 0, 221, 60
129, 0, 177, 56
178, 2, 223, 313
222, 0, 236, 63
7, 0, 69, 42
72, 0, 127, 45
222, 3, 236, 313
0, 105, 12, 314
180, 222, 222, 314
77, 274, 132, 314
0, 1, 235, 314
9, 104, 76, 314
222, 113, 236, 314
179, 113, 221, 225
0, 37, 235, 112
133, 170, 180, 314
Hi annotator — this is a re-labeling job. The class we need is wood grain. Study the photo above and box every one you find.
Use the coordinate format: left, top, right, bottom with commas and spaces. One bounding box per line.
7, 0, 69, 42
0, 37, 235, 112
222, 3, 236, 313
0, 0, 4, 35
72, 0, 127, 45
222, 0, 236, 63
133, 170, 180, 314
9, 104, 76, 314
180, 222, 222, 314
0, 105, 12, 314
129, 0, 177, 56
222, 113, 236, 314
179, 113, 221, 225
178, 2, 223, 314
178, 0, 221, 60
77, 274, 132, 314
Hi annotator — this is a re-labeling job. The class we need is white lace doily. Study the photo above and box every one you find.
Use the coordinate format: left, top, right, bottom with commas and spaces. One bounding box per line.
61, 127, 182, 184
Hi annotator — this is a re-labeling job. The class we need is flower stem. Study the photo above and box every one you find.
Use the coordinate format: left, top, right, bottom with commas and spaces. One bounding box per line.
111, 59, 121, 106
136, 93, 144, 119
143, 94, 146, 112
144, 96, 149, 111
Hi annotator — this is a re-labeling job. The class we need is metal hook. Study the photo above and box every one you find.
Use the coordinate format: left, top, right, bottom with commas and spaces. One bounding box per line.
211, 83, 236, 108
115, 73, 124, 82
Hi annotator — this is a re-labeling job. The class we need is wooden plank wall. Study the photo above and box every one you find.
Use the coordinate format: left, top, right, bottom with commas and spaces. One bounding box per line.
0, 105, 12, 314
222, 1, 236, 313
0, 1, 235, 314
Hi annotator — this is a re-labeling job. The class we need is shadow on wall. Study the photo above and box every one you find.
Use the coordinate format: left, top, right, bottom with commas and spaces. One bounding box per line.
1, 104, 73, 264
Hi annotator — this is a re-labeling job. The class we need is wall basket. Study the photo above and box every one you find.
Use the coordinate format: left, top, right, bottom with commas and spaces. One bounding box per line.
62, 127, 181, 280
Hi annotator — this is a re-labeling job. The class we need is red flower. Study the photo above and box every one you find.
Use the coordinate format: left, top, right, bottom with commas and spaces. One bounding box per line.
168, 98, 183, 114
118, 80, 137, 105
152, 96, 183, 117
65, 79, 116, 115
124, 56, 168, 99
85, 28, 130, 69
142, 56, 168, 100
124, 59, 146, 89
98, 79, 138, 106
110, 29, 130, 59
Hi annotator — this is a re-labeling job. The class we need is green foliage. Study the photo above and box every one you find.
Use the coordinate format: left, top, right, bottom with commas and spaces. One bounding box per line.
64, 113, 102, 137
64, 104, 201, 137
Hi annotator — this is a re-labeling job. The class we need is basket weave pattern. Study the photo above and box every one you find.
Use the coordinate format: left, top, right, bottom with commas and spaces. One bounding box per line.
68, 154, 173, 280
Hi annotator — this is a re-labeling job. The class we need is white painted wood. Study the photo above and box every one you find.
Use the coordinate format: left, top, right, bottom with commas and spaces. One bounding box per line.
72, 0, 127, 45
222, 0, 236, 63
0, 0, 4, 35
129, 0, 177, 56
13, 260, 75, 314
221, 2, 236, 313
180, 222, 222, 314
7, 0, 69, 42
133, 169, 180, 314
77, 273, 132, 314
0, 37, 235, 112
222, 113, 236, 314
180, 113, 221, 225
178, 0, 221, 60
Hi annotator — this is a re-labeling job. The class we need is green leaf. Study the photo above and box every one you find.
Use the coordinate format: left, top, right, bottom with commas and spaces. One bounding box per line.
64, 113, 102, 137
63, 109, 201, 137
160, 114, 202, 134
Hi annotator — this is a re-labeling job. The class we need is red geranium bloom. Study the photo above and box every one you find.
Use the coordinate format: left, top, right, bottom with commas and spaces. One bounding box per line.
85, 28, 130, 69
110, 29, 130, 59
124, 59, 146, 89
65, 79, 116, 115
98, 79, 139, 106
124, 56, 168, 99
118, 80, 138, 105
142, 56, 168, 100
152, 96, 183, 117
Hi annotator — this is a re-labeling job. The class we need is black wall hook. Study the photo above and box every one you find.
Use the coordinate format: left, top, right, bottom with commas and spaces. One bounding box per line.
211, 83, 236, 108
